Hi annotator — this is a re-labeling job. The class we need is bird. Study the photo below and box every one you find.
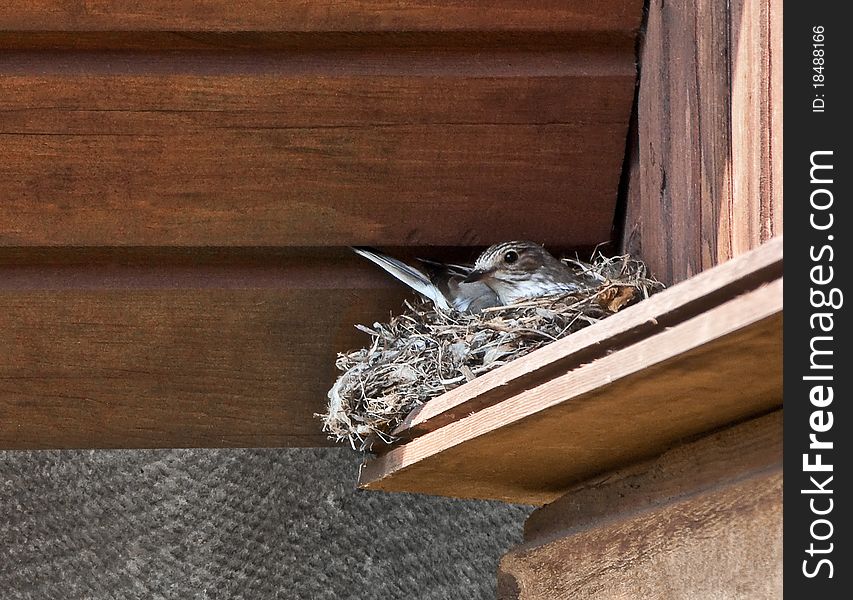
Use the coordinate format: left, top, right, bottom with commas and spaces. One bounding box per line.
353, 241, 584, 313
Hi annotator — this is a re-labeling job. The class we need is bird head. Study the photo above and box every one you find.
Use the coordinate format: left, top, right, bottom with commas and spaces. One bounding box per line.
463, 241, 563, 285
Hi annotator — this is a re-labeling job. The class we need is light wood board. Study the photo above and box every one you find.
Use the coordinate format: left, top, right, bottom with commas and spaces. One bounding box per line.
499, 436, 781, 598
499, 413, 781, 599
360, 274, 782, 504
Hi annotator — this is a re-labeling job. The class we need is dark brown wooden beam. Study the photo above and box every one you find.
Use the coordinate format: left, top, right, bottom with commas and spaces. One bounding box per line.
0, 1, 643, 33
0, 249, 408, 449
0, 33, 635, 248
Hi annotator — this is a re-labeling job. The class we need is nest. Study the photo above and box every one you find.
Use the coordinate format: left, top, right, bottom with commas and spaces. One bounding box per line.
321, 253, 663, 450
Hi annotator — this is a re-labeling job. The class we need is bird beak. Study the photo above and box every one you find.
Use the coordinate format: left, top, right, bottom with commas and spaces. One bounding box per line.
462, 269, 491, 283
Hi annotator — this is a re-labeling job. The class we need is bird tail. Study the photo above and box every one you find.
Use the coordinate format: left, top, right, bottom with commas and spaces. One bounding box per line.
352, 247, 451, 310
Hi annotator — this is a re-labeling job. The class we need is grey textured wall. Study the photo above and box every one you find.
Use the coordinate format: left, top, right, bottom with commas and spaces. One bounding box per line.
0, 449, 531, 599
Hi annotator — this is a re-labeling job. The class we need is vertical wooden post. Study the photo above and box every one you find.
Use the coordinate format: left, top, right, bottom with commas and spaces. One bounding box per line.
623, 0, 782, 285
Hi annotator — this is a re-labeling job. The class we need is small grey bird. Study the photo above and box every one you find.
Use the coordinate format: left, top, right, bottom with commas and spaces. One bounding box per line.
353, 241, 583, 313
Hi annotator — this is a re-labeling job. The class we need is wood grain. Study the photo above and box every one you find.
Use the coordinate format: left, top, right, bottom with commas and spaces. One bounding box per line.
696, 0, 735, 269
501, 413, 782, 599
523, 411, 781, 541
0, 37, 635, 247
499, 465, 781, 598
665, 0, 702, 281
0, 5, 646, 449
623, 0, 782, 285
0, 1, 644, 33
0, 250, 409, 449
360, 277, 782, 504
730, 0, 781, 253
769, 1, 783, 239
395, 236, 781, 439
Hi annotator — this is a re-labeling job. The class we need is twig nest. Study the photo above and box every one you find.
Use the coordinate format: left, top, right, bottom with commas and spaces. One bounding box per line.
321, 254, 663, 450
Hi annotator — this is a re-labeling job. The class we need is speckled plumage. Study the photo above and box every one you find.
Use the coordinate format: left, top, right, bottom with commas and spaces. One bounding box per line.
354, 241, 582, 313
466, 241, 582, 305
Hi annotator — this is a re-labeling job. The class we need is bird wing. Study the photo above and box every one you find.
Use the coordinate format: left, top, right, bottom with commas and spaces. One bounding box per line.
415, 257, 472, 278
352, 247, 451, 310
416, 257, 500, 312
446, 277, 500, 313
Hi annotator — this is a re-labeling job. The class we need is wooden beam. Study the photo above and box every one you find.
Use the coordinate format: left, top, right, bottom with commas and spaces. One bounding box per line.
0, 1, 644, 33
730, 0, 781, 253
0, 4, 647, 448
359, 272, 782, 504
0, 33, 635, 248
0, 249, 408, 449
498, 413, 782, 599
623, 0, 782, 285
395, 236, 781, 438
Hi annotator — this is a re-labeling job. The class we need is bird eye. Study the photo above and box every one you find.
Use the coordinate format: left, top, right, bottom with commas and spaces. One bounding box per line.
503, 250, 519, 264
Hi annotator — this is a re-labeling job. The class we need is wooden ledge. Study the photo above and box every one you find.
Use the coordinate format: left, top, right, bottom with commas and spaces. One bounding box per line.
359, 239, 783, 504
393, 236, 782, 441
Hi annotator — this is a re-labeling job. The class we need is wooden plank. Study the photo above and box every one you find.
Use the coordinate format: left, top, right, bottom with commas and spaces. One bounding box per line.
0, 1, 644, 33
0, 31, 634, 52
522, 411, 781, 541
731, 0, 773, 254
618, 115, 642, 260
0, 249, 409, 449
769, 0, 783, 238
498, 431, 782, 598
359, 277, 782, 504
696, 0, 735, 270
500, 473, 781, 599
0, 41, 635, 247
630, 0, 669, 282
630, 0, 708, 283
501, 413, 782, 598
663, 0, 702, 282
623, 0, 782, 284
395, 236, 781, 438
